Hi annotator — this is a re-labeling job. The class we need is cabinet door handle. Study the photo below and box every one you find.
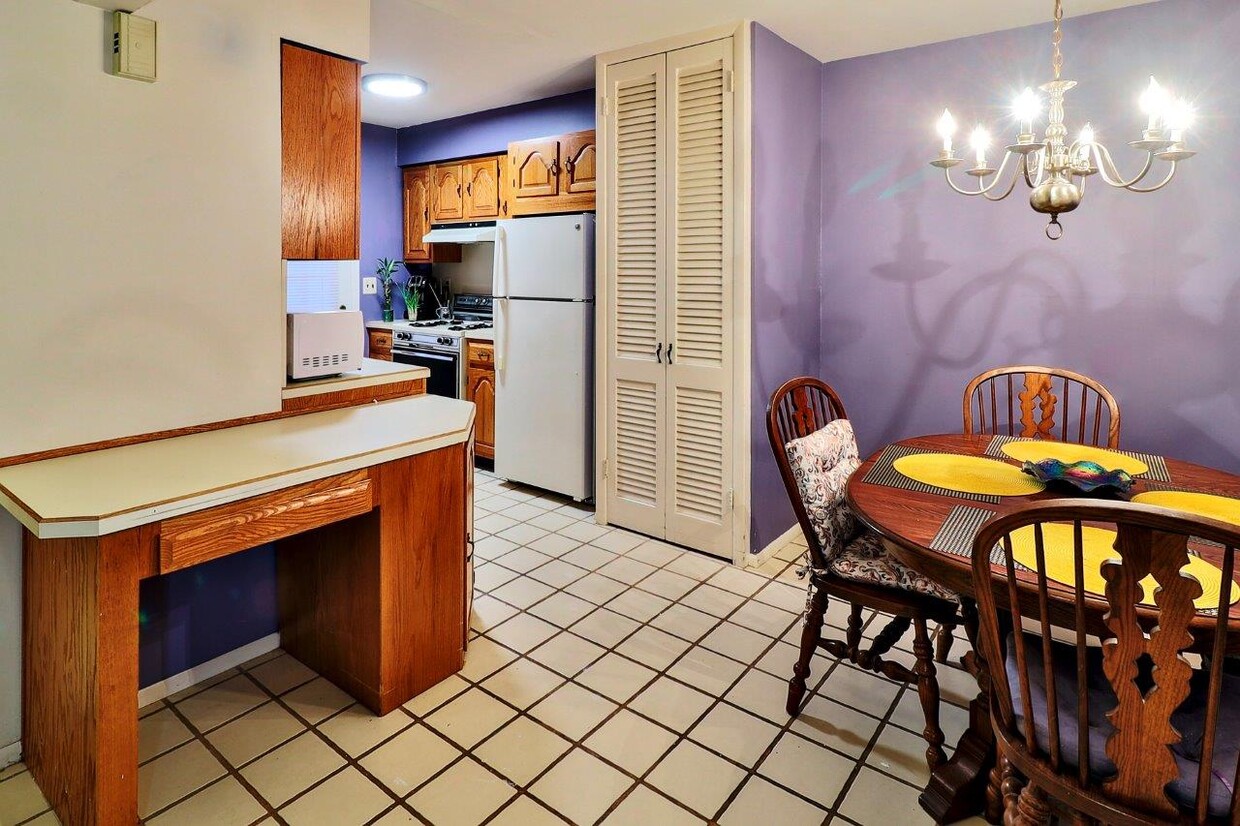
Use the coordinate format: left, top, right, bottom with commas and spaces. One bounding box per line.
456, 184, 461, 196
563, 157, 574, 176
546, 160, 559, 177
423, 208, 429, 222
655, 342, 663, 364
466, 182, 472, 196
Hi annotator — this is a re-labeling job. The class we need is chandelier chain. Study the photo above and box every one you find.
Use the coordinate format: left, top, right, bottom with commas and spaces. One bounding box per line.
1052, 0, 1064, 80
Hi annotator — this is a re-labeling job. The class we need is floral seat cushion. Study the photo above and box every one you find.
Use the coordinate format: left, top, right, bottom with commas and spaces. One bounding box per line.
829, 532, 958, 602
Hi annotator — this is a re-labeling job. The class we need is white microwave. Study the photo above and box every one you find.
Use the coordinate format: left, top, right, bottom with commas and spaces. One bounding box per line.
286, 310, 363, 380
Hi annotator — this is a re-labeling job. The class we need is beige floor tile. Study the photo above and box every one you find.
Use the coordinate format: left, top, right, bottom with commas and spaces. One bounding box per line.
528, 591, 596, 627
407, 757, 515, 826
474, 717, 572, 786
207, 700, 307, 768
667, 647, 747, 696
816, 664, 902, 719
475, 513, 518, 535
754, 641, 801, 679
689, 703, 782, 767
527, 559, 589, 589
649, 604, 719, 643
404, 674, 470, 717
615, 625, 693, 671
729, 600, 799, 638
529, 682, 618, 740
680, 584, 746, 618
497, 522, 549, 546
701, 622, 774, 665
487, 613, 559, 653
138, 706, 194, 763
576, 653, 658, 703
240, 732, 345, 808
0, 769, 51, 823
706, 566, 766, 597
788, 694, 882, 759
570, 608, 640, 648
279, 766, 393, 826
626, 539, 683, 567
425, 688, 517, 749
592, 530, 645, 554
360, 726, 462, 798
282, 677, 354, 725
529, 631, 607, 678
598, 555, 657, 585
474, 535, 518, 561
490, 577, 556, 611
564, 574, 628, 606
629, 678, 714, 732
165, 668, 240, 703
527, 510, 576, 533
606, 588, 671, 623
774, 541, 807, 562
718, 776, 826, 826
0, 763, 26, 782
174, 673, 268, 733
558, 520, 610, 544
647, 740, 747, 818
838, 766, 937, 824
665, 552, 726, 581
756, 731, 854, 808
474, 561, 520, 592
724, 667, 795, 723
602, 785, 705, 825
459, 637, 519, 682
372, 807, 420, 824
20, 812, 60, 826
636, 569, 698, 601
495, 546, 554, 573
754, 581, 807, 614
471, 594, 520, 634
584, 709, 679, 775
246, 653, 317, 696
865, 723, 934, 786
933, 662, 981, 708
489, 794, 566, 825
146, 776, 265, 826
482, 659, 564, 709
562, 544, 618, 570
888, 686, 970, 746
138, 740, 226, 818
497, 501, 547, 522
318, 704, 414, 758
530, 748, 633, 825
527, 532, 584, 557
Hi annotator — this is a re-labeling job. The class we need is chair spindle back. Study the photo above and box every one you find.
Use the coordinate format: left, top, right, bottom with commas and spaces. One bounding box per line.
963, 366, 1121, 448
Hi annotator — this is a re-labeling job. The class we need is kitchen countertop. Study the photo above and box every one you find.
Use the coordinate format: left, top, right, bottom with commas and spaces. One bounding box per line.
366, 319, 494, 342
0, 394, 475, 538
282, 358, 428, 400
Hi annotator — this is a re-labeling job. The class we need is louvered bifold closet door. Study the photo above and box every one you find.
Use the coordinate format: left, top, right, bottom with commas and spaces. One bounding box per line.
663, 39, 734, 554
604, 54, 668, 538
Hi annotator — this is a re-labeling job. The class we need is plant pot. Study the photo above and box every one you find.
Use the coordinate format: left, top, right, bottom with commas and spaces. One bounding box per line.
382, 307, 394, 322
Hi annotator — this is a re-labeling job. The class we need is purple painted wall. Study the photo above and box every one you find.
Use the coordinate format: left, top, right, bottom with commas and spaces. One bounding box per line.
820, 0, 1240, 472
750, 24, 826, 553
397, 89, 595, 166
361, 122, 410, 321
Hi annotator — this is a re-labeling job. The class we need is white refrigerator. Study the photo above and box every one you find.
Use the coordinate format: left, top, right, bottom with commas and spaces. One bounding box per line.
492, 214, 595, 501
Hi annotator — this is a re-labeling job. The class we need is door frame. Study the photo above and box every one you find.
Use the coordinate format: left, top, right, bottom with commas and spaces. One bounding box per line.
593, 21, 753, 566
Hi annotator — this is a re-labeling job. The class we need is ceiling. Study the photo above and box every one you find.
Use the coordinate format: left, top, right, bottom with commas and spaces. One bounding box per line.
363, 0, 1159, 128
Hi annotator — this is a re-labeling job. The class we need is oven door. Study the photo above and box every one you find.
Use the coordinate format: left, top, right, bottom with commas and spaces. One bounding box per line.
392, 347, 460, 398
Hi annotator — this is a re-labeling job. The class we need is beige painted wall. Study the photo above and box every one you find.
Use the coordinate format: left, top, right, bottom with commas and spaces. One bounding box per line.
0, 0, 368, 760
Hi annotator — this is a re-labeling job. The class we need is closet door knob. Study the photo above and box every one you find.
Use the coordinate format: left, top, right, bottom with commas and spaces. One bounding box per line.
655, 343, 663, 364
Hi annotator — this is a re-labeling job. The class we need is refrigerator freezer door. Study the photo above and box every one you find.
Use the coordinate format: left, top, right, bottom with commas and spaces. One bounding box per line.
494, 214, 595, 301
494, 298, 593, 500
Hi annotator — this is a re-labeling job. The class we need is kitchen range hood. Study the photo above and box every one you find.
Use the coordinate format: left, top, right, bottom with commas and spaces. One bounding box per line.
422, 225, 496, 244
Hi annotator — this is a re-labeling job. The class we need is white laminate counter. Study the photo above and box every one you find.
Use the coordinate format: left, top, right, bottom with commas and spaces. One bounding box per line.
282, 358, 429, 400
0, 395, 475, 539
365, 320, 494, 343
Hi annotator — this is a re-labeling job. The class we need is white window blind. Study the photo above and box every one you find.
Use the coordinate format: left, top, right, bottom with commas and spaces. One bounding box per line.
285, 260, 360, 313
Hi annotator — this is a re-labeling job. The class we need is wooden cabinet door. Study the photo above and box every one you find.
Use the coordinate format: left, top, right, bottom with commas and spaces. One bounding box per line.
462, 157, 501, 220
281, 42, 360, 260
431, 163, 464, 222
508, 138, 560, 200
562, 131, 597, 195
465, 367, 495, 459
403, 166, 432, 262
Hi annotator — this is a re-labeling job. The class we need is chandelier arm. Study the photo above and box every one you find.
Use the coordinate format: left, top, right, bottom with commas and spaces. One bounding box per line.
1092, 143, 1155, 189
1122, 161, 1178, 193
942, 150, 1020, 197
1022, 149, 1048, 189
982, 166, 1022, 202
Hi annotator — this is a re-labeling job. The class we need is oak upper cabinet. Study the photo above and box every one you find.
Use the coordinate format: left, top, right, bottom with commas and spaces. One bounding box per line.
508, 130, 596, 216
465, 340, 495, 459
431, 163, 465, 223
403, 166, 461, 263
281, 42, 360, 260
462, 156, 502, 220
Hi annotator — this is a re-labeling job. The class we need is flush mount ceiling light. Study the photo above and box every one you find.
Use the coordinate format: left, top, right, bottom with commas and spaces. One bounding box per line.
930, 0, 1198, 240
362, 73, 427, 98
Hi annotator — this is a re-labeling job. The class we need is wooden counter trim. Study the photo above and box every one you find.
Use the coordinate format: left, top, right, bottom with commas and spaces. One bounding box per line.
160, 470, 373, 574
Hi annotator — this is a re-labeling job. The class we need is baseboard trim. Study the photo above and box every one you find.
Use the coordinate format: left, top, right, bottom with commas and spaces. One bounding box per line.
0, 740, 20, 769
137, 633, 281, 708
746, 524, 802, 568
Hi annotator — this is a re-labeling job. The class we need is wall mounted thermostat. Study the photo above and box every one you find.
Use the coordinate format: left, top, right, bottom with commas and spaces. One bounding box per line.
112, 11, 157, 83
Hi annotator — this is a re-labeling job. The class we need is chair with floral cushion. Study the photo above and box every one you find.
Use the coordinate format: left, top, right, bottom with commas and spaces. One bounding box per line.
768, 376, 961, 771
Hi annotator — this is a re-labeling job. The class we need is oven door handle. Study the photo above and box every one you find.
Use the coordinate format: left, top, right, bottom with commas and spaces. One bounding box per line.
393, 348, 457, 361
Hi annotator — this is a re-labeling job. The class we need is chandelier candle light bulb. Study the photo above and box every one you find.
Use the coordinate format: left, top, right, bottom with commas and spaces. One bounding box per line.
928, 0, 1198, 239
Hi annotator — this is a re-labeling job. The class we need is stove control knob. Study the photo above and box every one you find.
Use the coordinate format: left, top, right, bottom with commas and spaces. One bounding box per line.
438, 336, 452, 346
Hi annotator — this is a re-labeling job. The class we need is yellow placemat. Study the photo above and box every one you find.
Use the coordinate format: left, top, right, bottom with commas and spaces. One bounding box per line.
1008, 523, 1238, 609
1131, 491, 1240, 528
892, 453, 1046, 497
1000, 441, 1149, 475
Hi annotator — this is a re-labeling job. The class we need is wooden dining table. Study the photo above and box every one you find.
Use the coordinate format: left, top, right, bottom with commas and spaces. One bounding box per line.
846, 433, 1240, 825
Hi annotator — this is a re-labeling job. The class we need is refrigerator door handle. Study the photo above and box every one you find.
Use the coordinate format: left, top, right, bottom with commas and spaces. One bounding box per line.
494, 296, 507, 373
491, 224, 508, 299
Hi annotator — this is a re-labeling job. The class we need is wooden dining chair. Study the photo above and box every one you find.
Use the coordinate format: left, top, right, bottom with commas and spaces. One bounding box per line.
768, 377, 961, 771
963, 366, 1121, 448
971, 499, 1240, 825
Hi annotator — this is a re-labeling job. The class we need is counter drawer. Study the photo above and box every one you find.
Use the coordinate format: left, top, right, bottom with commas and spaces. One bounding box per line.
159, 470, 373, 573
466, 340, 493, 368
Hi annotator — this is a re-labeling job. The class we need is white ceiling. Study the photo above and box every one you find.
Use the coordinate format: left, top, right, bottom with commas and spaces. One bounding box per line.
363, 0, 1159, 128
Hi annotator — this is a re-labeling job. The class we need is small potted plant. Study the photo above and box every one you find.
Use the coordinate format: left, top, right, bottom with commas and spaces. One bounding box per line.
375, 258, 401, 322
398, 273, 425, 321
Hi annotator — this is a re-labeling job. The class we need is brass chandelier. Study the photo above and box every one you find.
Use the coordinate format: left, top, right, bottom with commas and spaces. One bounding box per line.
930, 0, 1197, 239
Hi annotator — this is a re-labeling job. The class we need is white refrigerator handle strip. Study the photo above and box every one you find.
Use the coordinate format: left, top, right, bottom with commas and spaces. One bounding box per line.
491, 223, 508, 299
495, 297, 507, 373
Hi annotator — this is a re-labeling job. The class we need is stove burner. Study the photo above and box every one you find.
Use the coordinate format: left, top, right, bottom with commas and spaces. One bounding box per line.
407, 320, 442, 328
446, 322, 493, 332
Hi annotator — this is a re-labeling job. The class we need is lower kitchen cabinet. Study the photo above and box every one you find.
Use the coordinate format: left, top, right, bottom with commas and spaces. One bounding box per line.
368, 329, 392, 361
465, 339, 495, 459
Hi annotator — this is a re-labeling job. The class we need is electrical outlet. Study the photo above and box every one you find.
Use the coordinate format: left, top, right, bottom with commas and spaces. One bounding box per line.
362, 277, 378, 295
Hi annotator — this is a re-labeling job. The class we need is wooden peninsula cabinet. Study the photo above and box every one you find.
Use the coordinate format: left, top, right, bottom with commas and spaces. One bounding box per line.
465, 339, 495, 459
508, 129, 596, 216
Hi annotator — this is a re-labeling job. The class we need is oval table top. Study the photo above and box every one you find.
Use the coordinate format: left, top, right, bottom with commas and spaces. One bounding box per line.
846, 433, 1240, 620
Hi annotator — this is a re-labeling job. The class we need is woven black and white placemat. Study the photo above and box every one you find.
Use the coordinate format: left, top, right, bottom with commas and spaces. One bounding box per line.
860, 444, 1002, 505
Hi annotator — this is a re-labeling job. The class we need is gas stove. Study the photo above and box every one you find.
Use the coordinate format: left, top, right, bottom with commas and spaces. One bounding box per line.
399, 293, 493, 336
405, 320, 492, 332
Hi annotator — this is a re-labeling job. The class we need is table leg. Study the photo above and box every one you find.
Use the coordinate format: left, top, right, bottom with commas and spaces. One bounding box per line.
23, 528, 143, 826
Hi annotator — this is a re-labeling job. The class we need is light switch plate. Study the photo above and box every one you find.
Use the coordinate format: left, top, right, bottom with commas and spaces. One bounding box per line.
362, 277, 378, 295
